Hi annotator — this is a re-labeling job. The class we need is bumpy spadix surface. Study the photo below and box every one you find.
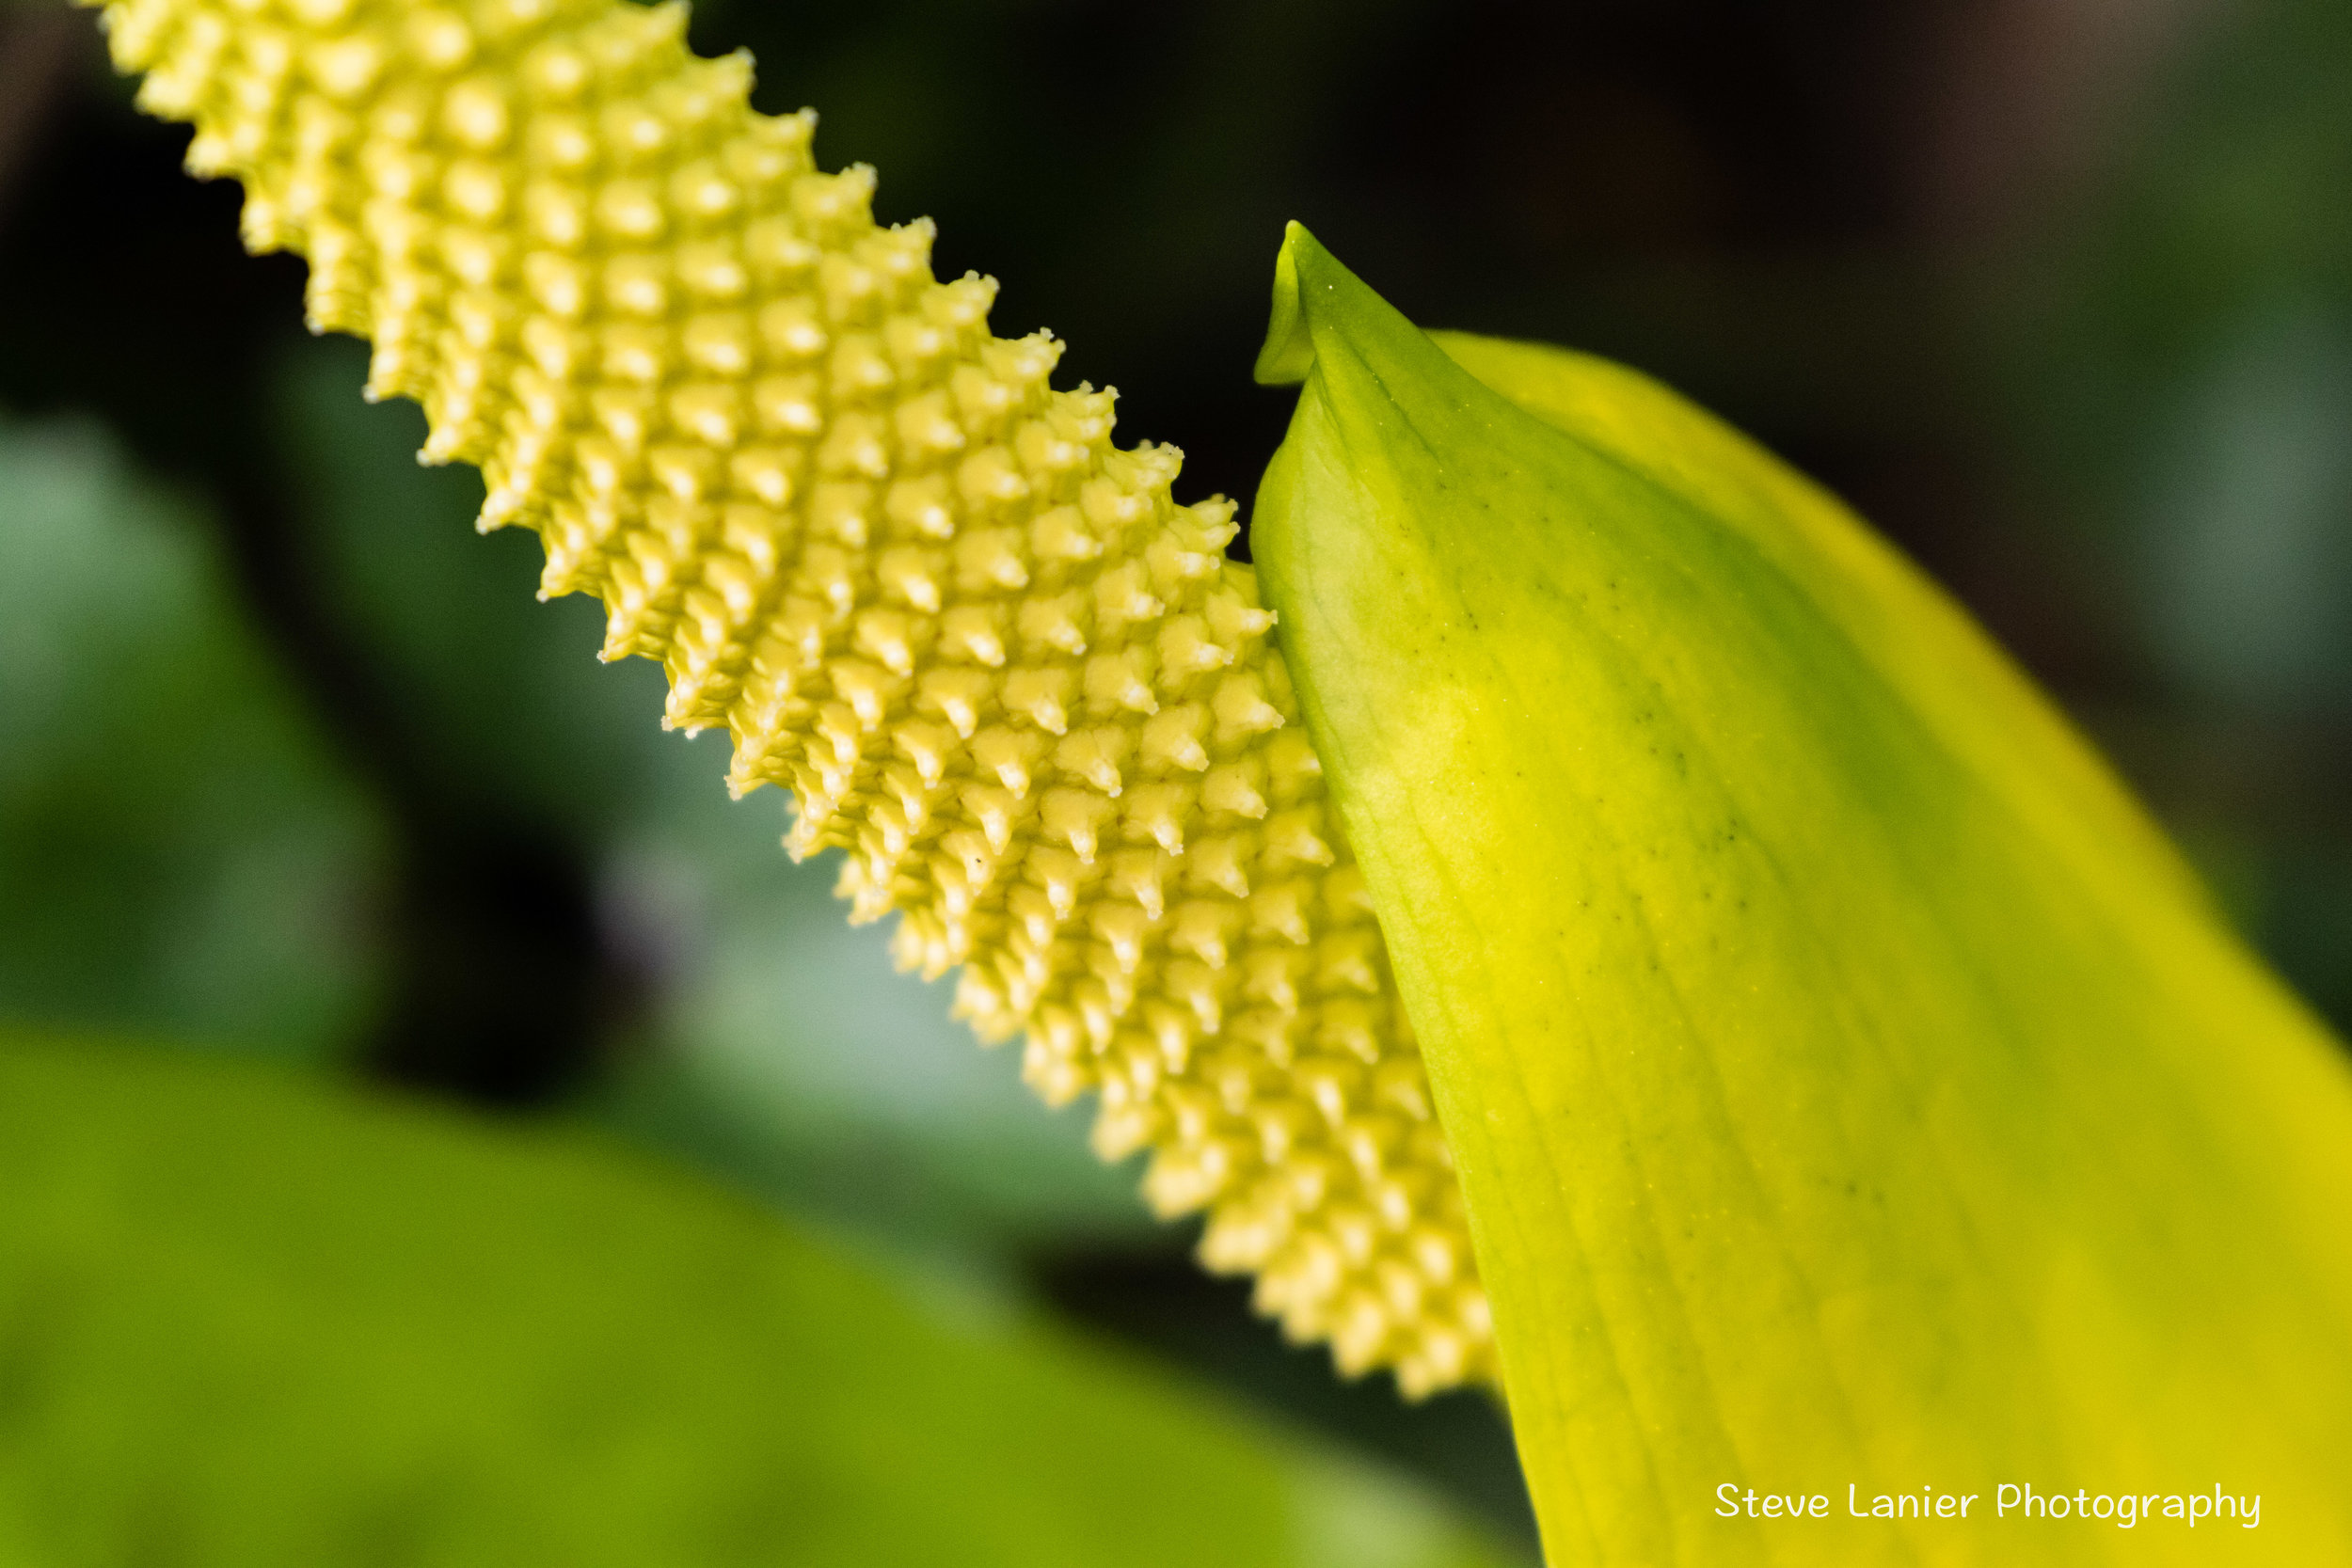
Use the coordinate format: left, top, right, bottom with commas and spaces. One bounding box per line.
91, 0, 1489, 1392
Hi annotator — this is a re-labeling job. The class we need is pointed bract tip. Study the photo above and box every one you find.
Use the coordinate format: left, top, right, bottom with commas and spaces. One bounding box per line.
1253, 221, 1319, 387
1255, 224, 1406, 389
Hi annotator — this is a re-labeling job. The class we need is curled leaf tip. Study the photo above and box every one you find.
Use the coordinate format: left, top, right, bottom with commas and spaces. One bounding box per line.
93, 0, 1498, 1396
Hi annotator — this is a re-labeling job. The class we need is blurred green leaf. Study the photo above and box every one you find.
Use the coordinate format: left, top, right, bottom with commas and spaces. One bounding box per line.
2009, 0, 2352, 719
2142, 304, 2352, 712
0, 418, 383, 1061
1252, 226, 2352, 1565
0, 1034, 1517, 1568
1976, 0, 2352, 1043
2076, 0, 2352, 379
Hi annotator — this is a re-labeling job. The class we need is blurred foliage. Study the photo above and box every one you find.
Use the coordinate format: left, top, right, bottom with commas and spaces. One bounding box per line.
1994, 0, 2352, 1026
0, 420, 382, 1060
2009, 0, 2352, 716
0, 1036, 1516, 1568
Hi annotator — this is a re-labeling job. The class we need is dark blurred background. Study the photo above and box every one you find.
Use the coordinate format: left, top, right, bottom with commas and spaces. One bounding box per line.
3, 0, 2348, 1550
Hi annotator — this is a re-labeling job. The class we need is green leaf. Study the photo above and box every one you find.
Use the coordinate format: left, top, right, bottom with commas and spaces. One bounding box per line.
1250, 224, 2352, 1565
0, 420, 383, 1061
0, 1034, 1516, 1568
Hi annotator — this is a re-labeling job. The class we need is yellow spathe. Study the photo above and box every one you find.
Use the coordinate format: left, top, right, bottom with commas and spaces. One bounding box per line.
1254, 224, 2352, 1565
91, 0, 1490, 1394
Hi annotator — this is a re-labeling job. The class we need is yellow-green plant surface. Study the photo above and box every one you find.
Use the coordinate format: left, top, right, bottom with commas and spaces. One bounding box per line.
87, 0, 1489, 1394
1253, 225, 2352, 1565
0, 1035, 1516, 1568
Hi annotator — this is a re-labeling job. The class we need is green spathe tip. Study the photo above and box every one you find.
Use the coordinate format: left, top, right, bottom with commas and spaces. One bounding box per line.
1250, 230, 2352, 1566
1253, 222, 1317, 387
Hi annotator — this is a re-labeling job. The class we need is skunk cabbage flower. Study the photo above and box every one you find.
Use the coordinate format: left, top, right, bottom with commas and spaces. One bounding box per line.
1254, 224, 2352, 1564
82, 0, 2352, 1560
